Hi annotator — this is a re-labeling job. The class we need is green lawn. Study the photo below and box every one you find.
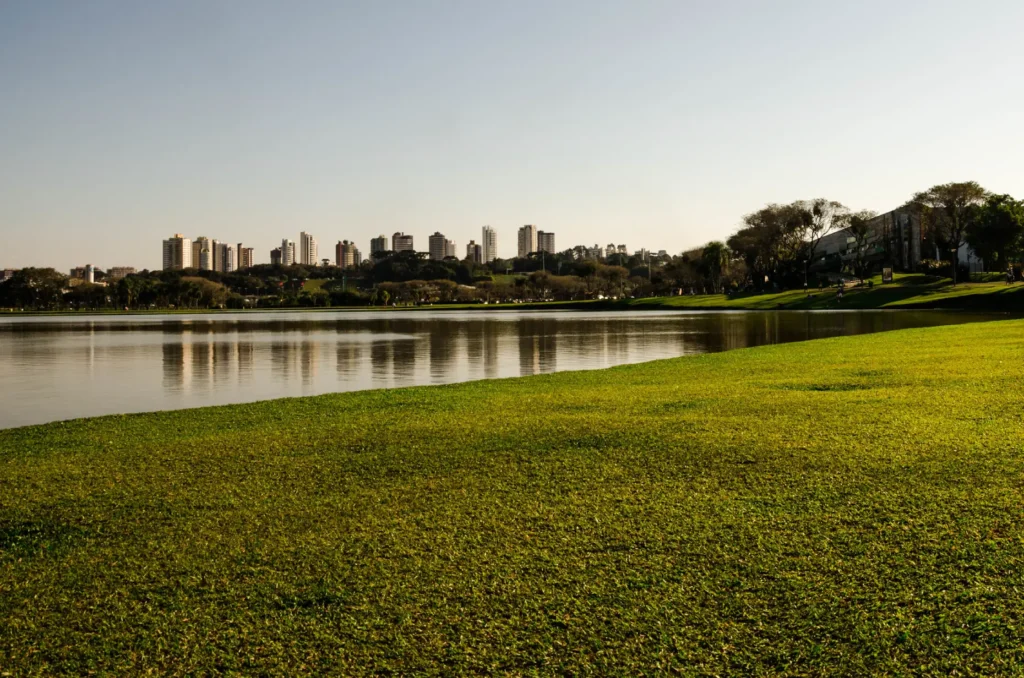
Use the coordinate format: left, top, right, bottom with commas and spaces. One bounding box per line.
4, 321, 1024, 673
621, 273, 1024, 311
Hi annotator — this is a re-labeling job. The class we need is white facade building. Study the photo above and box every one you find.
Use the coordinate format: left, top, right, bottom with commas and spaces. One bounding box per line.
482, 226, 498, 263
281, 239, 296, 266
299, 232, 318, 265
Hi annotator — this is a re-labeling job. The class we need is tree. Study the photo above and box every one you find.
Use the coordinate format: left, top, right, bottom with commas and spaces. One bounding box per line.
699, 241, 729, 293
965, 194, 1024, 272
728, 203, 806, 288
799, 199, 850, 285
846, 210, 878, 279
0, 268, 68, 309
911, 182, 989, 285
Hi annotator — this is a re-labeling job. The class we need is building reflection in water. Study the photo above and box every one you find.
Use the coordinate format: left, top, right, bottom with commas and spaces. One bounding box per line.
123, 308, 996, 433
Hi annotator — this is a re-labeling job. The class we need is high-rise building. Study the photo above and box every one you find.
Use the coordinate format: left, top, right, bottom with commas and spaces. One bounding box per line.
162, 234, 192, 270
200, 248, 212, 271
482, 226, 497, 263
299, 232, 317, 265
237, 244, 254, 269
215, 243, 236, 273
466, 240, 483, 264
192, 237, 211, 270
445, 239, 456, 259
270, 247, 283, 266
617, 244, 628, 255
336, 240, 360, 269
392, 232, 414, 252
370, 235, 388, 255
518, 225, 538, 258
428, 232, 447, 261
281, 239, 296, 266
210, 240, 222, 272
538, 231, 556, 254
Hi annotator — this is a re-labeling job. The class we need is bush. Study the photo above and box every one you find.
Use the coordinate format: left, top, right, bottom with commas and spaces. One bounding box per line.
329, 289, 370, 306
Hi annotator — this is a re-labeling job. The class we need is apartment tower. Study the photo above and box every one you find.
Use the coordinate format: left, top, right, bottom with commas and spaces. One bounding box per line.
299, 232, 318, 265
517, 225, 538, 258
392, 232, 414, 252
482, 226, 497, 263
538, 231, 556, 254
370, 235, 388, 255
162, 234, 192, 270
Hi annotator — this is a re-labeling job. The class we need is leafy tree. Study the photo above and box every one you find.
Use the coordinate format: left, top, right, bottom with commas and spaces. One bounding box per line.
728, 203, 806, 288
911, 181, 989, 285
0, 268, 68, 309
965, 194, 1024, 272
699, 241, 729, 293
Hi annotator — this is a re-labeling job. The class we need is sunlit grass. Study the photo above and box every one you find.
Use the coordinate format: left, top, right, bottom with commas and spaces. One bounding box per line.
4, 320, 1024, 673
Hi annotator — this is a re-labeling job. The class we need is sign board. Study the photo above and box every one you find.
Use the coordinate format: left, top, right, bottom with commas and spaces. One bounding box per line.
882, 267, 893, 284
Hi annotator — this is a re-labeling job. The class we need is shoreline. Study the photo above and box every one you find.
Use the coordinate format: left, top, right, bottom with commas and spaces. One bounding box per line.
5, 276, 1024, 316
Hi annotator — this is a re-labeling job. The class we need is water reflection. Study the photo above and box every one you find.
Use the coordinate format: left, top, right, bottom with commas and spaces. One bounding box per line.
0, 309, 1005, 428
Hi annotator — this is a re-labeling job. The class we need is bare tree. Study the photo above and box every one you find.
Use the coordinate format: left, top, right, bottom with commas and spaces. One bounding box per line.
798, 199, 851, 286
846, 210, 878, 279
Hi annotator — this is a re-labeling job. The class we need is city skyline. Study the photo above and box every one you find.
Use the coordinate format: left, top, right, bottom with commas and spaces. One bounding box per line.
3, 1, 1024, 271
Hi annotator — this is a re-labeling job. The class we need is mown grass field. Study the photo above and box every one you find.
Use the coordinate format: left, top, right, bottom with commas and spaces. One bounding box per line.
623, 273, 1024, 311
3, 320, 1024, 673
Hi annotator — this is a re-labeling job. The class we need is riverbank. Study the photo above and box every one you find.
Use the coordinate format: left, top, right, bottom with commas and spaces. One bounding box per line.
609, 273, 1024, 311
5, 273, 1024, 316
3, 320, 1024, 673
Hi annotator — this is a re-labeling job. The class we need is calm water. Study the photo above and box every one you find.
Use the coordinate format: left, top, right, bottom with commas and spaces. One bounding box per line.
0, 309, 1002, 429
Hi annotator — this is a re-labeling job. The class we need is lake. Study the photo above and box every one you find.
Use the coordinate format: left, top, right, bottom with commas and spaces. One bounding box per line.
0, 309, 1002, 429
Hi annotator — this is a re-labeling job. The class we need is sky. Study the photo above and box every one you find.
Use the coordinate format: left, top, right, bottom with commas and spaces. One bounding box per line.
1, 0, 1023, 271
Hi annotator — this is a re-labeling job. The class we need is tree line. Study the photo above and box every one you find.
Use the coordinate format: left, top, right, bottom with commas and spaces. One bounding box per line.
3, 181, 1022, 310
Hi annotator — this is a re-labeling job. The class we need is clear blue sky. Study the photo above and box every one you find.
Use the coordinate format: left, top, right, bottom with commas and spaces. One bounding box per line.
2, 0, 1022, 270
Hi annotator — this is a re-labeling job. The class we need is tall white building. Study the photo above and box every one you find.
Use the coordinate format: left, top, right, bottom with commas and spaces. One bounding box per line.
281, 239, 296, 266
445, 239, 456, 259
299, 232, 318, 265
162, 234, 192, 270
538, 231, 556, 254
428, 232, 447, 261
517, 225, 538, 258
482, 226, 497, 263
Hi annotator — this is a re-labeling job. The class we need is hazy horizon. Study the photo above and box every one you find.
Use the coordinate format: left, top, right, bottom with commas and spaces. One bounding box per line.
2, 0, 1022, 271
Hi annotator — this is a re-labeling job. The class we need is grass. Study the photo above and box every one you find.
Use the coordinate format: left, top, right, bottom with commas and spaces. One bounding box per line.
619, 273, 1024, 311
4, 321, 1024, 673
